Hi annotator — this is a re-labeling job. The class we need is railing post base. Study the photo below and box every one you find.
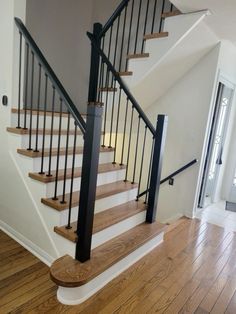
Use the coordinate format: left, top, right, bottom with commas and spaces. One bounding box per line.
146, 115, 168, 223
75, 103, 103, 263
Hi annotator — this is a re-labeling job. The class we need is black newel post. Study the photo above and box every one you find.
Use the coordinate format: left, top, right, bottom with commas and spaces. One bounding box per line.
146, 115, 168, 223
76, 23, 103, 262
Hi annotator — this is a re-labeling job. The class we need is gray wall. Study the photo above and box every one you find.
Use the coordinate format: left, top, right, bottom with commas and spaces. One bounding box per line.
26, 0, 94, 113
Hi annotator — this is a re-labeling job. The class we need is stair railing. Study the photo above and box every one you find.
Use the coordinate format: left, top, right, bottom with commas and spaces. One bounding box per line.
98, 0, 176, 73
14, 18, 90, 252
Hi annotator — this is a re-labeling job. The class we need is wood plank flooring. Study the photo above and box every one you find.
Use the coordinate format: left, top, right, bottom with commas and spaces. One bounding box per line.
1, 218, 236, 313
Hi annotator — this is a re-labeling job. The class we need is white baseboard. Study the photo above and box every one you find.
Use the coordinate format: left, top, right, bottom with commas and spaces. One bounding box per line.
0, 219, 55, 266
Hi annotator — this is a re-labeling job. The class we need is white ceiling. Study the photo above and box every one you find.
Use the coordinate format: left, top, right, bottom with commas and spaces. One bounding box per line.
172, 0, 236, 45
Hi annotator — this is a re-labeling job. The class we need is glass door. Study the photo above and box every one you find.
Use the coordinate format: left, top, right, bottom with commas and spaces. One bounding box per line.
198, 82, 233, 208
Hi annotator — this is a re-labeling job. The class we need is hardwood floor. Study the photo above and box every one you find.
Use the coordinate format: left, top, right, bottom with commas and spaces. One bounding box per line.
1, 218, 236, 313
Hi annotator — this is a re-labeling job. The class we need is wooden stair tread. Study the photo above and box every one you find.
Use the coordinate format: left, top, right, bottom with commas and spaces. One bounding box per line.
50, 221, 166, 287
42, 181, 138, 211
118, 71, 133, 76
29, 163, 126, 183
144, 31, 169, 40
54, 200, 147, 242
162, 10, 181, 18
17, 146, 114, 158
11, 108, 86, 118
127, 53, 150, 59
99, 87, 117, 92
7, 127, 84, 136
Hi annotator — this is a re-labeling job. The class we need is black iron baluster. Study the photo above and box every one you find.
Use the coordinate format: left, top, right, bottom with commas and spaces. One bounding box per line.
47, 86, 56, 177
113, 87, 122, 164
137, 125, 147, 199
124, 106, 134, 181
23, 43, 29, 129
102, 66, 110, 147
132, 116, 141, 184
17, 32, 22, 129
118, 5, 128, 72
141, 0, 150, 53
53, 98, 63, 200
125, 0, 135, 70
67, 123, 77, 229
120, 98, 129, 166
151, 0, 158, 34
61, 112, 71, 204
39, 74, 48, 174
159, 0, 166, 33
108, 79, 117, 148
113, 15, 120, 69
134, 0, 143, 54
28, 51, 34, 150
34, 63, 42, 152
145, 138, 154, 204
170, 2, 174, 12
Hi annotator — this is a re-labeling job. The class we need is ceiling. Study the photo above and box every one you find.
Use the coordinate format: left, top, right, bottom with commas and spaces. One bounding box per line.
172, 0, 236, 45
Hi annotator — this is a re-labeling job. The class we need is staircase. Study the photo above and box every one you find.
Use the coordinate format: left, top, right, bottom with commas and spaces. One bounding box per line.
4, 0, 200, 305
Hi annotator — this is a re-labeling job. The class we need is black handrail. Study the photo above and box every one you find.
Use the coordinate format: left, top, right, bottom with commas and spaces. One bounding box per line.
99, 0, 130, 38
15, 18, 86, 134
87, 31, 156, 135
160, 159, 198, 184
138, 159, 198, 198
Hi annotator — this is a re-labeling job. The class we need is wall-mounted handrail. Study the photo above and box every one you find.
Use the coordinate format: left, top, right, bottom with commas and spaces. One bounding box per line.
15, 18, 86, 134
138, 159, 198, 198
99, 0, 130, 38
87, 31, 156, 135
160, 159, 198, 184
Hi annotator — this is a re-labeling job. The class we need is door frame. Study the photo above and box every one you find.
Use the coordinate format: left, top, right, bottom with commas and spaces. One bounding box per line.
195, 74, 235, 212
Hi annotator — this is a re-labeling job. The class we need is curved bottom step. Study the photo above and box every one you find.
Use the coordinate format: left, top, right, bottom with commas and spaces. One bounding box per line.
50, 222, 166, 305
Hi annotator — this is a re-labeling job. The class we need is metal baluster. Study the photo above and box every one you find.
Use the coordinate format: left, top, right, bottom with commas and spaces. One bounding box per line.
23, 43, 29, 129
132, 116, 141, 184
113, 87, 122, 164
124, 106, 134, 181
170, 2, 174, 12
141, 0, 150, 53
108, 79, 117, 148
67, 123, 77, 229
47, 86, 56, 177
17, 32, 22, 129
102, 66, 110, 147
151, 0, 158, 34
34, 63, 42, 152
137, 125, 147, 199
118, 6, 128, 72
159, 0, 166, 33
53, 98, 63, 200
113, 15, 120, 69
39, 74, 48, 174
125, 0, 135, 70
134, 0, 143, 54
120, 98, 129, 166
145, 138, 154, 204
28, 51, 34, 151
61, 112, 71, 204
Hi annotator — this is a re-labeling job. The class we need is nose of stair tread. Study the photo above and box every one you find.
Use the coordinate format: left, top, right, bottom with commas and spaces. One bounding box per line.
41, 180, 138, 211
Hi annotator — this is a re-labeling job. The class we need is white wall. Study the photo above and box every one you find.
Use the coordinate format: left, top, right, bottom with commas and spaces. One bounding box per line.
26, 0, 94, 113
0, 0, 58, 264
145, 45, 220, 222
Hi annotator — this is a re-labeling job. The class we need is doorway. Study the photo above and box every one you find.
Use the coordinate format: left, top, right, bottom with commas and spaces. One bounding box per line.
198, 81, 234, 208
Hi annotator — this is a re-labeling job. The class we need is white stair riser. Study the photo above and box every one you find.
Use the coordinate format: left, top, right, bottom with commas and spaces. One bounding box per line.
32, 151, 114, 172
11, 113, 84, 130
54, 211, 146, 257
44, 169, 126, 197
57, 232, 164, 305
59, 187, 138, 225
21, 133, 84, 149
